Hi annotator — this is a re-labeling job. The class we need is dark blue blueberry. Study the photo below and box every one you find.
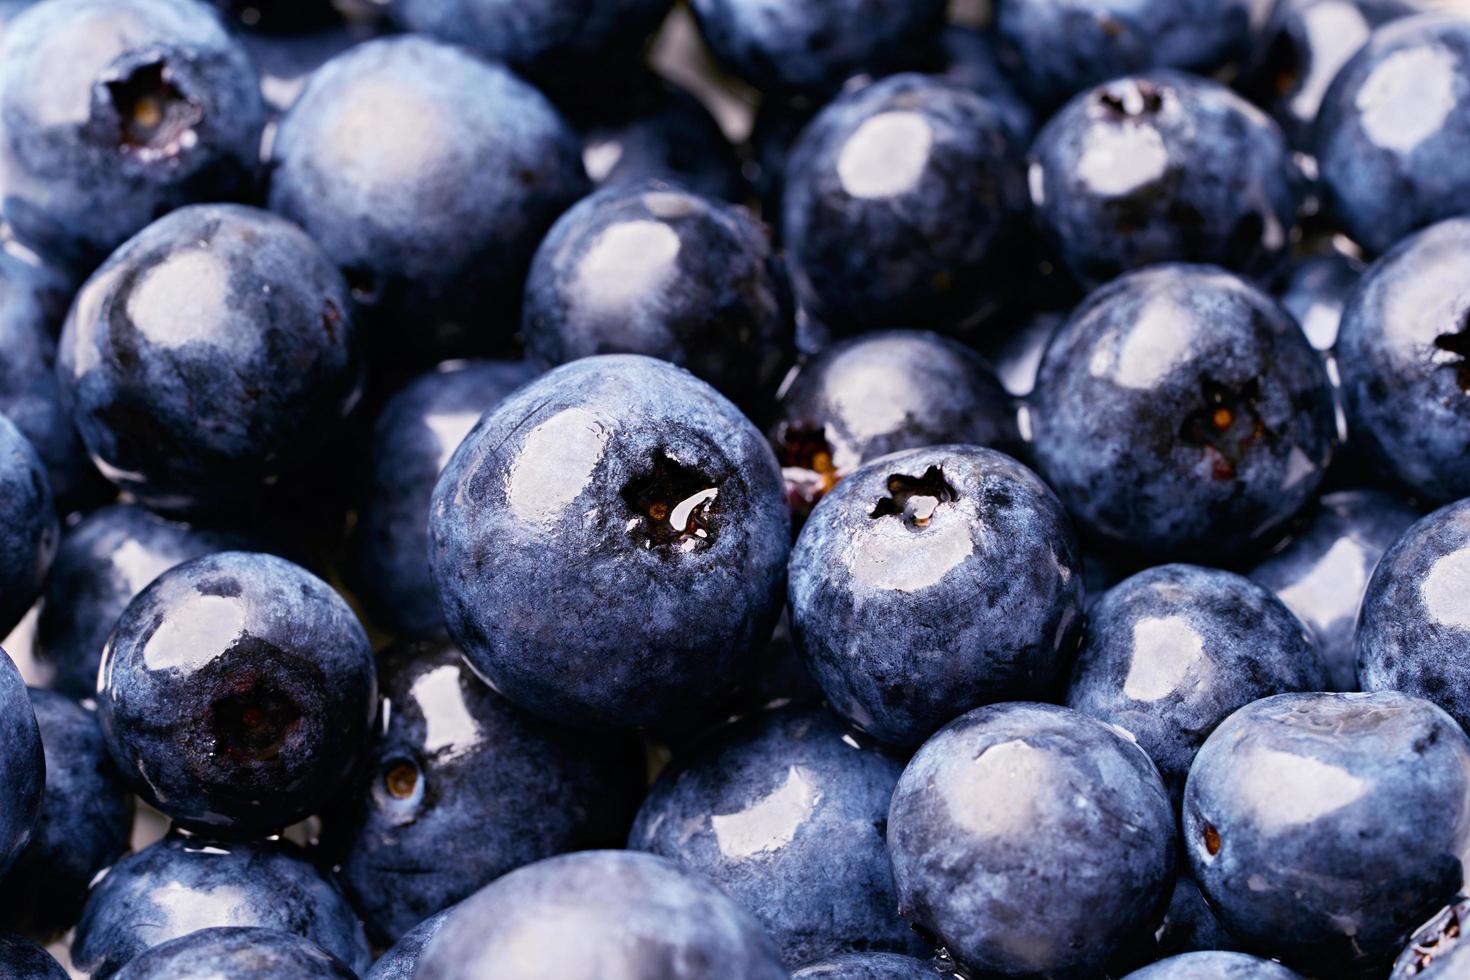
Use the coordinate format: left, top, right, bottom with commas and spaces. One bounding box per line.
1183, 691, 1470, 975
1317, 15, 1470, 254
769, 331, 1020, 523
789, 445, 1083, 747
1030, 72, 1304, 288
326, 640, 645, 944
1275, 249, 1365, 351
428, 355, 790, 731
994, 0, 1254, 108
1391, 897, 1470, 979
1154, 873, 1242, 958
365, 906, 454, 980
1031, 265, 1336, 565
0, 934, 66, 980
782, 74, 1027, 334
689, 0, 945, 97
72, 832, 371, 978
0, 650, 41, 884
888, 702, 1176, 978
33, 504, 251, 700
97, 551, 376, 836
113, 927, 354, 980
0, 0, 266, 269
975, 310, 1065, 399
629, 706, 922, 965
414, 851, 788, 980
931, 26, 1035, 144
57, 203, 363, 513
792, 953, 946, 979
1122, 952, 1305, 980
268, 36, 588, 354
0, 689, 132, 941
344, 361, 535, 639
1241, 0, 1411, 151
239, 18, 382, 116
1249, 489, 1418, 691
0, 415, 57, 637
1067, 564, 1326, 805
205, 0, 341, 33
1357, 499, 1470, 729
523, 184, 793, 411
1336, 218, 1470, 504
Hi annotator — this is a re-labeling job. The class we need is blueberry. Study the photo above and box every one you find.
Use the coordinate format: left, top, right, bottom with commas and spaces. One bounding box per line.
97, 551, 376, 836
629, 706, 922, 965
73, 832, 370, 977
112, 927, 355, 980
1392, 897, 1470, 979
428, 355, 790, 731
769, 331, 1020, 523
689, 0, 945, 97
414, 851, 788, 980
204, 0, 341, 34
238, 18, 382, 116
994, 0, 1254, 108
33, 504, 252, 699
0, 414, 58, 637
789, 445, 1083, 746
343, 361, 535, 639
1183, 691, 1470, 974
267, 35, 588, 352
0, 933, 66, 980
974, 310, 1066, 399
523, 184, 794, 411
931, 26, 1036, 143
57, 203, 363, 513
888, 702, 1176, 977
1030, 73, 1303, 288
1275, 249, 1365, 351
364, 907, 455, 980
0, 650, 41, 884
0, 0, 266, 269
1316, 15, 1470, 254
782, 74, 1027, 334
791, 952, 946, 979
1121, 951, 1306, 980
1155, 874, 1242, 958
1249, 489, 1418, 691
326, 640, 645, 943
1031, 264, 1336, 564
0, 689, 131, 941
1241, 0, 1411, 151
1357, 498, 1470, 729
1067, 564, 1327, 805
1336, 218, 1470, 504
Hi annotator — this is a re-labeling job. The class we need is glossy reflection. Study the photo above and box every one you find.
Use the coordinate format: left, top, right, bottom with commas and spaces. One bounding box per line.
1032, 265, 1336, 564
789, 446, 1083, 747
1184, 692, 1470, 975
0, 416, 57, 638
1276, 250, 1364, 351
630, 706, 922, 965
1068, 564, 1325, 805
1250, 489, 1418, 691
889, 703, 1176, 978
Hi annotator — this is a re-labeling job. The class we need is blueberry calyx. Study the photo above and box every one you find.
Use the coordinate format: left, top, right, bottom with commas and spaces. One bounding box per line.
1097, 79, 1167, 118
210, 685, 301, 763
105, 61, 202, 160
621, 452, 720, 553
1397, 899, 1468, 977
1179, 377, 1271, 480
869, 465, 956, 529
1433, 315, 1470, 393
774, 423, 842, 513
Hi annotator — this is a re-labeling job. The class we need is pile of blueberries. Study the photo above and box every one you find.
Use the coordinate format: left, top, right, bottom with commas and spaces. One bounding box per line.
5, 0, 1470, 976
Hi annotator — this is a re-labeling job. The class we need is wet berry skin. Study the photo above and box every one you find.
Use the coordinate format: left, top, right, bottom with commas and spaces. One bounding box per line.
629, 706, 924, 965
0, 934, 67, 980
0, 414, 58, 638
1030, 72, 1304, 289
1357, 499, 1470, 731
523, 184, 794, 412
0, 689, 132, 941
1276, 249, 1365, 352
791, 953, 944, 979
0, 649, 42, 885
343, 360, 536, 640
268, 36, 588, 356
33, 503, 252, 700
1249, 489, 1419, 692
1391, 896, 1470, 979
788, 445, 1084, 748
364, 907, 454, 980
1183, 692, 1470, 976
57, 203, 363, 514
1031, 264, 1336, 565
782, 74, 1027, 335
769, 330, 1019, 525
887, 702, 1176, 978
414, 851, 788, 980
112, 927, 355, 980
72, 832, 371, 978
428, 355, 790, 732
1067, 564, 1327, 806
1122, 951, 1306, 980
1317, 15, 1470, 255
96, 551, 376, 837
325, 640, 645, 944
0, 0, 266, 270
1336, 218, 1470, 504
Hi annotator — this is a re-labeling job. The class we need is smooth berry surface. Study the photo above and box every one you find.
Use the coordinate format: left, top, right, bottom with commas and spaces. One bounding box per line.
0, 649, 42, 884
1121, 951, 1306, 980
0, 414, 57, 637
791, 953, 944, 980
112, 927, 356, 980
364, 907, 454, 980
0, 934, 66, 980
